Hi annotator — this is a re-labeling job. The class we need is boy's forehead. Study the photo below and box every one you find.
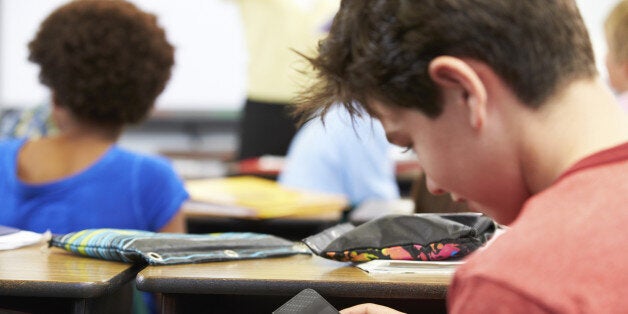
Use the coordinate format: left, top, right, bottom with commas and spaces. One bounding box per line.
364, 98, 394, 120
366, 99, 419, 125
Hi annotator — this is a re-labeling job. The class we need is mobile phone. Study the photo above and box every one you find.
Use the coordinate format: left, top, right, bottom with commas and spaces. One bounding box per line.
273, 288, 339, 314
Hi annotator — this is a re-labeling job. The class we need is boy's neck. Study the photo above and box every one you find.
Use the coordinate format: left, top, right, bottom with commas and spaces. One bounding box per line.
518, 78, 628, 194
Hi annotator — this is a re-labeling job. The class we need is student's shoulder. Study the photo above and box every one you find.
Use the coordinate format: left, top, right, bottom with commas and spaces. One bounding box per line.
0, 137, 27, 146
110, 146, 176, 174
0, 139, 25, 168
0, 137, 27, 152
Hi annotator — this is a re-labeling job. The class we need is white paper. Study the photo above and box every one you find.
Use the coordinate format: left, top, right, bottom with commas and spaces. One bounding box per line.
0, 229, 47, 250
356, 259, 464, 275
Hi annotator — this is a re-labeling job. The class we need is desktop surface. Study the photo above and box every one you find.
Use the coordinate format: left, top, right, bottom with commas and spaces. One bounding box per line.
137, 254, 453, 313
0, 245, 139, 313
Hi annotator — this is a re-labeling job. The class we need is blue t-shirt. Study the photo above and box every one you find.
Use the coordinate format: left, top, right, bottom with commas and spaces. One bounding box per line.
278, 105, 400, 206
0, 138, 189, 234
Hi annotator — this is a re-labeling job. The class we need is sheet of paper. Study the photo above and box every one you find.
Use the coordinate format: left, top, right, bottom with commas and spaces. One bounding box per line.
356, 259, 464, 275
0, 226, 47, 250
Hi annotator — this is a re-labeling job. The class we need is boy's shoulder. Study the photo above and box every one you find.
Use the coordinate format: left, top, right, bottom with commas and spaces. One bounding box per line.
451, 148, 628, 312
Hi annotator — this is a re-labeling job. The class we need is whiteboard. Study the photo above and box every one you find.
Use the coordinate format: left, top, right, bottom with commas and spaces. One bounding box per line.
0, 0, 247, 112
0, 0, 620, 112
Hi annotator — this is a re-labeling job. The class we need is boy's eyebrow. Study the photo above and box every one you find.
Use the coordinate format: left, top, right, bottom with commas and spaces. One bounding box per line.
359, 99, 381, 119
384, 131, 402, 145
369, 111, 383, 120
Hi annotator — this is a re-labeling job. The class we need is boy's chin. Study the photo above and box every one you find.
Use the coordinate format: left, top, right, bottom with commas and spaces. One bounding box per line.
468, 202, 519, 226
465, 201, 483, 214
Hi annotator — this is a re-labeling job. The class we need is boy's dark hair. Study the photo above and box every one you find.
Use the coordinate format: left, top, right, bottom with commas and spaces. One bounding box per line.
297, 0, 597, 120
29, 0, 174, 127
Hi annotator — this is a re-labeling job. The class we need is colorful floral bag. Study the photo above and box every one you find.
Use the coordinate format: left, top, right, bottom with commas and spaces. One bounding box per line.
302, 213, 496, 262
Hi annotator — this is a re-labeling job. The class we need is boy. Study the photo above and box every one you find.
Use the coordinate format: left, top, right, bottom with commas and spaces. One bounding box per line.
605, 0, 628, 112
0, 0, 188, 234
296, 0, 628, 313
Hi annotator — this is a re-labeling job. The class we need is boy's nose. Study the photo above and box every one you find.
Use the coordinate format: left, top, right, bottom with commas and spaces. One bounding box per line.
425, 176, 446, 195
450, 193, 466, 203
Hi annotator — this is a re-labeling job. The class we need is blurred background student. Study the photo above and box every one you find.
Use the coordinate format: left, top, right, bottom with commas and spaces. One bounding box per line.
0, 0, 188, 235
0, 2, 189, 312
279, 104, 400, 207
605, 0, 628, 112
233, 0, 339, 160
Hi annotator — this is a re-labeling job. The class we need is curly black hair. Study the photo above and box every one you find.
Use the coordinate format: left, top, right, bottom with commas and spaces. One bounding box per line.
28, 0, 175, 127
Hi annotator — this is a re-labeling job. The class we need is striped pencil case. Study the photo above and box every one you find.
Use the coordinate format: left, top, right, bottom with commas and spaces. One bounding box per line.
49, 228, 310, 265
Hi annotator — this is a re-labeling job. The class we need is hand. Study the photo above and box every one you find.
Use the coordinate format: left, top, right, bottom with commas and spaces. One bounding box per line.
339, 303, 406, 314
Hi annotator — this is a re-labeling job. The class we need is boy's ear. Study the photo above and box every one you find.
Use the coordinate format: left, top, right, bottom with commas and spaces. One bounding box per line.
621, 61, 628, 81
51, 92, 61, 108
428, 56, 488, 129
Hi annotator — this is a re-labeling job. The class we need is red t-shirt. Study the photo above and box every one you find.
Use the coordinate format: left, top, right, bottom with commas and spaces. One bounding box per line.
448, 142, 628, 313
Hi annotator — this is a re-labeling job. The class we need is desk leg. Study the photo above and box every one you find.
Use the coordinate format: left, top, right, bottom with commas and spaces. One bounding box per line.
159, 293, 178, 314
72, 281, 134, 314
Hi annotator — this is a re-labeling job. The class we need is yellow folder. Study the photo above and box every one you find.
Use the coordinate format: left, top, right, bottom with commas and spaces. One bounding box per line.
184, 176, 349, 219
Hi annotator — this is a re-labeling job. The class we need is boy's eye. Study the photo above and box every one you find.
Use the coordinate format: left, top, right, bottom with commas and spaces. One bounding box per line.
402, 146, 414, 153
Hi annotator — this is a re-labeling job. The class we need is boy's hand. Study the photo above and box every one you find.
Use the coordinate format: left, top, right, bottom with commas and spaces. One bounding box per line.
340, 303, 406, 314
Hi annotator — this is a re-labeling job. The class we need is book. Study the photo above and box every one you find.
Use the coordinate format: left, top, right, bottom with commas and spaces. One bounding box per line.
235, 155, 285, 176
184, 176, 349, 219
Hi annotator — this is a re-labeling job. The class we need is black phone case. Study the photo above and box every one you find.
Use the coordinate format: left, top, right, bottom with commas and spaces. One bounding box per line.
273, 288, 339, 314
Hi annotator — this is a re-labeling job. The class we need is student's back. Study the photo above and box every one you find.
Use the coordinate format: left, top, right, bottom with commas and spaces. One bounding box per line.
0, 138, 186, 234
0, 0, 188, 235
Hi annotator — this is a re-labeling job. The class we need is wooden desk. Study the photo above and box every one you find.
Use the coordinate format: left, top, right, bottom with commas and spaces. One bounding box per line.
0, 245, 141, 314
137, 254, 453, 313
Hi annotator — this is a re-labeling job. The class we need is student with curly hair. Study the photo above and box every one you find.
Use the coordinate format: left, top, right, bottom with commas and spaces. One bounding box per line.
296, 0, 628, 313
0, 0, 188, 235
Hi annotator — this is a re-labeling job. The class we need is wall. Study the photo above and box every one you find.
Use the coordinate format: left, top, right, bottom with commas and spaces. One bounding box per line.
0, 0, 247, 113
0, 1, 622, 157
